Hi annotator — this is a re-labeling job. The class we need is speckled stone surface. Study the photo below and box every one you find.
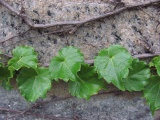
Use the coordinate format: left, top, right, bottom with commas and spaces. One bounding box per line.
0, 0, 160, 63
0, 0, 160, 119
0, 83, 153, 120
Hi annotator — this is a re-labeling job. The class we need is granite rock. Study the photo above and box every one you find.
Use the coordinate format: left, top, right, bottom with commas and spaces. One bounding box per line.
0, 0, 160, 119
0, 82, 153, 120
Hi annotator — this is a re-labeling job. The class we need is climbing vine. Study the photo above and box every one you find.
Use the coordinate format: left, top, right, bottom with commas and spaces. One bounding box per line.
0, 45, 160, 115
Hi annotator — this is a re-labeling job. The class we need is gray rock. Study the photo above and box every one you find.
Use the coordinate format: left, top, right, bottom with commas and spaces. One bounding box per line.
0, 0, 159, 119
0, 84, 153, 120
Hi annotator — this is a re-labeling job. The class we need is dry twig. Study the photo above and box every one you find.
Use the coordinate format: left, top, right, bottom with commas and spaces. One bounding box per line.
0, 0, 160, 119
1, 52, 160, 66
0, 26, 75, 44
0, 28, 31, 43
0, 90, 122, 120
0, 0, 160, 28
41, 52, 160, 66
0, 0, 159, 43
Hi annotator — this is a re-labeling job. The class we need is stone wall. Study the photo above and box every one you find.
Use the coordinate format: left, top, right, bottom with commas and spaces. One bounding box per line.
0, 0, 160, 119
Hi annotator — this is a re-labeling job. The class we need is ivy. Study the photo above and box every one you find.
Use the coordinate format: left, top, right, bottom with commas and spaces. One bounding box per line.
69, 64, 105, 99
144, 75, 160, 115
17, 67, 52, 102
123, 59, 150, 92
8, 46, 38, 71
0, 65, 13, 90
149, 56, 160, 75
94, 45, 132, 90
0, 45, 160, 115
49, 46, 84, 82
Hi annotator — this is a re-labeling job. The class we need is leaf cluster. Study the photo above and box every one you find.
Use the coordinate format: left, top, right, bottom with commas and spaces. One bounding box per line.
0, 45, 159, 115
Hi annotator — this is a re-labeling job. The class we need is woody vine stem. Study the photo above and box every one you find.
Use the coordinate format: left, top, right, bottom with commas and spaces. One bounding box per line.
0, 0, 160, 62
0, 0, 160, 120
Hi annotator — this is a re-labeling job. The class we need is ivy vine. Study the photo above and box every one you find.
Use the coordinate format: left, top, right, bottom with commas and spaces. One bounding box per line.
0, 45, 160, 115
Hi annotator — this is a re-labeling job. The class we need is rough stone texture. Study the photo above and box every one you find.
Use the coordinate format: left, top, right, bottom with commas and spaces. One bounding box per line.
0, 0, 160, 119
0, 0, 160, 63
0, 82, 153, 120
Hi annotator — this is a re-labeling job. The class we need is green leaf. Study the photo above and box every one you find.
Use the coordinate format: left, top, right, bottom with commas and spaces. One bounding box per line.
149, 56, 160, 76
17, 67, 52, 102
123, 59, 150, 91
0, 66, 13, 90
0, 62, 3, 67
144, 76, 160, 115
49, 46, 84, 82
69, 64, 106, 99
8, 46, 38, 70
94, 45, 133, 91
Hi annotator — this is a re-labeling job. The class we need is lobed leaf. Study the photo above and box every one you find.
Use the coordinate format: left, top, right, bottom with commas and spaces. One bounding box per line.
17, 67, 52, 102
149, 56, 160, 76
0, 62, 3, 67
0, 66, 13, 90
49, 46, 84, 82
144, 76, 160, 115
94, 45, 133, 90
123, 59, 150, 91
8, 46, 38, 70
69, 64, 106, 99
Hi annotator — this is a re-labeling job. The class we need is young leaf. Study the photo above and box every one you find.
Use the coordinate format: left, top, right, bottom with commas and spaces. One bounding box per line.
149, 56, 160, 76
8, 46, 38, 70
49, 46, 84, 82
94, 45, 133, 91
144, 76, 160, 115
17, 67, 52, 102
69, 64, 106, 99
0, 66, 13, 90
123, 59, 150, 92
